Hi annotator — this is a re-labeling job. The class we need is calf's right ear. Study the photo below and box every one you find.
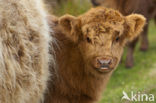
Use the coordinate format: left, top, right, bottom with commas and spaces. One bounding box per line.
59, 14, 81, 43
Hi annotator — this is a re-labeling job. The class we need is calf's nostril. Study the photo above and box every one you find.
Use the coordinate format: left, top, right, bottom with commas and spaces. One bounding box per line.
98, 59, 111, 65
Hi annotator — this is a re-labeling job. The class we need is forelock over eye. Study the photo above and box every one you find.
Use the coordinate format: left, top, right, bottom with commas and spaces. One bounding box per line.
86, 28, 89, 33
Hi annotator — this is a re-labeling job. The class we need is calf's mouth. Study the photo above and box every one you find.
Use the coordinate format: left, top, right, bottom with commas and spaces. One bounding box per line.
96, 66, 114, 73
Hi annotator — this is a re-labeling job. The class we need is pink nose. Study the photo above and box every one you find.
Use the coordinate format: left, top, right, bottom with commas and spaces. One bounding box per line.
94, 57, 112, 69
98, 59, 111, 65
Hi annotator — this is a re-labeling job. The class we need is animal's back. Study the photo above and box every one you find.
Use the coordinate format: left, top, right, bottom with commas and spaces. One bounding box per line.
0, 0, 51, 103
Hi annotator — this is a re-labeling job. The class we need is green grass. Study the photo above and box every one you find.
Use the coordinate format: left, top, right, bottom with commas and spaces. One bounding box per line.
100, 21, 156, 103
52, 0, 92, 16
52, 1, 156, 103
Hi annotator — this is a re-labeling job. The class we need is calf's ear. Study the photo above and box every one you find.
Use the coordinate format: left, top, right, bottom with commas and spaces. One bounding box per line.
59, 14, 81, 43
125, 14, 146, 42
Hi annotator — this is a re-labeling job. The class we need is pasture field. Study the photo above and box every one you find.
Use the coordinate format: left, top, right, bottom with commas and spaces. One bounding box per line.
51, 0, 156, 102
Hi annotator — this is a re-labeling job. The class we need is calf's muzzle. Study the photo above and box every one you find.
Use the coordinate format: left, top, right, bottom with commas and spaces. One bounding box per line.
93, 56, 115, 73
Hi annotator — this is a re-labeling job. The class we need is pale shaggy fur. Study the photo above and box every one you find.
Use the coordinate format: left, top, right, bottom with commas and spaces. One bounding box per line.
0, 0, 53, 103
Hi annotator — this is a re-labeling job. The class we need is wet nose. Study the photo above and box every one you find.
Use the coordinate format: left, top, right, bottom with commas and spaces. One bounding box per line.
98, 59, 111, 65
94, 57, 112, 69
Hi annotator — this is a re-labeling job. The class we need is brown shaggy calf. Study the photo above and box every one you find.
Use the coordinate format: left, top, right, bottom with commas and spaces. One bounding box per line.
45, 7, 145, 103
91, 0, 156, 68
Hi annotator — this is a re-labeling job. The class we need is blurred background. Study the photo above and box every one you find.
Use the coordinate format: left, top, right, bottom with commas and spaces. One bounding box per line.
45, 0, 156, 102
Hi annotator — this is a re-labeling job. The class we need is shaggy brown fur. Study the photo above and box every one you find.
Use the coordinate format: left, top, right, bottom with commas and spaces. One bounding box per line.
90, 0, 156, 68
0, 0, 54, 103
45, 7, 145, 103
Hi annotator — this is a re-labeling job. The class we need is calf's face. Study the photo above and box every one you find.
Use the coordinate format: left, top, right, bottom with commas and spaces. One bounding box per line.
80, 22, 125, 73
59, 8, 145, 74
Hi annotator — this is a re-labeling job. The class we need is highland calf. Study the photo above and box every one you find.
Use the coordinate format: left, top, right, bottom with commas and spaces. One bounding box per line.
45, 7, 145, 103
0, 0, 54, 103
90, 0, 156, 68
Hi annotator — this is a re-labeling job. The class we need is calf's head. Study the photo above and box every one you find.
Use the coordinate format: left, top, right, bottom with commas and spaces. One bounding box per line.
58, 7, 145, 74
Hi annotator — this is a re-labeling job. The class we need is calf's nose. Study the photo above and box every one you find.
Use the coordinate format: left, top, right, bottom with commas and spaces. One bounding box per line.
94, 56, 113, 69
93, 56, 115, 72
98, 59, 111, 65
94, 57, 113, 69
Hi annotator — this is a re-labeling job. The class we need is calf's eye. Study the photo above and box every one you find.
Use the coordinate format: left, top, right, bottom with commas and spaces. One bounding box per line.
114, 31, 120, 42
115, 36, 120, 42
86, 37, 91, 43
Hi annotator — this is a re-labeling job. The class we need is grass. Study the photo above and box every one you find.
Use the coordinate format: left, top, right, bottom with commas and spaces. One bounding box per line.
51, 0, 91, 16
52, 1, 156, 103
100, 20, 156, 103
